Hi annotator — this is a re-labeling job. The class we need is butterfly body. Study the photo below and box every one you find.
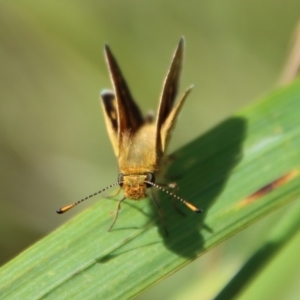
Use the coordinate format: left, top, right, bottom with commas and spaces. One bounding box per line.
101, 38, 191, 201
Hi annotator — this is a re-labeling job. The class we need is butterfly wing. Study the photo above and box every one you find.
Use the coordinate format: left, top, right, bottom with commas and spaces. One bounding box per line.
103, 45, 144, 156
101, 90, 119, 156
156, 37, 192, 154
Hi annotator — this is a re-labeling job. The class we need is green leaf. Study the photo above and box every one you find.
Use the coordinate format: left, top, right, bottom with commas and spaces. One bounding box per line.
214, 199, 300, 299
1, 79, 300, 300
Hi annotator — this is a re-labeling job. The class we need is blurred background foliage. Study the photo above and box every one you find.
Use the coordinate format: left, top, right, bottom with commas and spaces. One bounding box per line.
1, 1, 300, 299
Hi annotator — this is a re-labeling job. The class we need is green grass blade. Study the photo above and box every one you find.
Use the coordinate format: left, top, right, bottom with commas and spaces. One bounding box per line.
214, 201, 300, 300
1, 79, 300, 300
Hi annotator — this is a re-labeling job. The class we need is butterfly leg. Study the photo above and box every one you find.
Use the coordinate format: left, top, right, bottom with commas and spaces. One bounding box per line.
107, 196, 126, 231
107, 187, 122, 199
150, 192, 168, 236
167, 183, 186, 217
158, 182, 186, 217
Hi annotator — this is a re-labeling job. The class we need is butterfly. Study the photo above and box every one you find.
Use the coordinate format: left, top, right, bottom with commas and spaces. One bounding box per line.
57, 37, 201, 234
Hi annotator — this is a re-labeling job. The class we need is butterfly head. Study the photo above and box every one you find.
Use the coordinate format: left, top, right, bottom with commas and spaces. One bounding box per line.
118, 172, 154, 200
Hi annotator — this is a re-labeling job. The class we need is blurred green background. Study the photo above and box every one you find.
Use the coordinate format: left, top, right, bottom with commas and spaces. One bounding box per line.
1, 1, 300, 299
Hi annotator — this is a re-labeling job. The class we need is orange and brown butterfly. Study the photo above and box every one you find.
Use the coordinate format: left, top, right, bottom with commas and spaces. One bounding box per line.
57, 37, 202, 234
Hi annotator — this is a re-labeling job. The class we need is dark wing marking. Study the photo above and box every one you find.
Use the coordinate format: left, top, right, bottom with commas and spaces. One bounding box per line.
101, 90, 118, 132
100, 90, 119, 156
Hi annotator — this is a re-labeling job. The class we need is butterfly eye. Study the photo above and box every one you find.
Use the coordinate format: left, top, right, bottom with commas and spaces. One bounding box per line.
145, 172, 155, 187
118, 173, 124, 187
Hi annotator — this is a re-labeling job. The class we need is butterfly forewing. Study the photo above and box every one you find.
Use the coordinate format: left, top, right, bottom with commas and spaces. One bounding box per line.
104, 45, 144, 151
156, 37, 187, 153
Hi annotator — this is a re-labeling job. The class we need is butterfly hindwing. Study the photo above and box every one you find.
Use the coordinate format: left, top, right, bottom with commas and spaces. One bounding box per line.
101, 90, 119, 156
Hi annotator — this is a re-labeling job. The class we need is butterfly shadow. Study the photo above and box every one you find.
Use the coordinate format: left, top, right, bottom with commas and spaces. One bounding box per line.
150, 117, 246, 258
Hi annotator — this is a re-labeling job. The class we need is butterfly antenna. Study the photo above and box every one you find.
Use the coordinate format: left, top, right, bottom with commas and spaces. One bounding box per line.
56, 182, 120, 214
145, 181, 202, 213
